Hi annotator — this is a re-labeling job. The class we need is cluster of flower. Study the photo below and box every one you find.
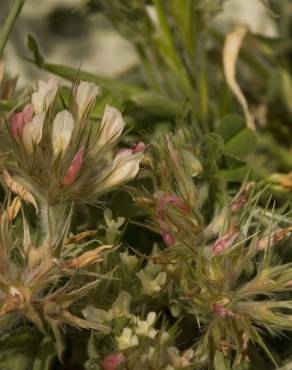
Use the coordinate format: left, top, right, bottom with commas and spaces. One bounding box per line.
7, 79, 144, 205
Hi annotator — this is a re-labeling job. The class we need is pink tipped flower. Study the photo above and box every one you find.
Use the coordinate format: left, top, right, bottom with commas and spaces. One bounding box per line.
115, 142, 145, 162
213, 303, 235, 318
212, 226, 239, 257
10, 104, 34, 139
101, 352, 126, 370
63, 147, 84, 187
131, 141, 146, 154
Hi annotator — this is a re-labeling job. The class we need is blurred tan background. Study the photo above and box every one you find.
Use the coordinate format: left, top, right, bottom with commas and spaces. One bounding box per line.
0, 0, 280, 88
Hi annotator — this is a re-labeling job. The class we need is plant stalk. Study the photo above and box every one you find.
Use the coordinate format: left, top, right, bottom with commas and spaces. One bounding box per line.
0, 0, 25, 57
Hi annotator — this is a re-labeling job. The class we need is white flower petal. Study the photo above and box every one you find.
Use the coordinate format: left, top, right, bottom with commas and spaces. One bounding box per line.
52, 110, 74, 155
146, 312, 156, 326
75, 81, 100, 117
98, 105, 125, 146
32, 78, 59, 114
103, 152, 143, 189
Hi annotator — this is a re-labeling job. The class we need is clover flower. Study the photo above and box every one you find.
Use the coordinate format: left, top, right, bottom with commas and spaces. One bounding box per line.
7, 79, 143, 206
136, 263, 167, 296
134, 312, 158, 339
116, 327, 139, 350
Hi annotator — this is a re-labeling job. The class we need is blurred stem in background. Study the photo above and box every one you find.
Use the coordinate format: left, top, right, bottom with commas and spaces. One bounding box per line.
0, 0, 25, 57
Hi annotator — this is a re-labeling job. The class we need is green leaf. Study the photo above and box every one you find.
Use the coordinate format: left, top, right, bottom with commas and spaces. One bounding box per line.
27, 34, 44, 67
201, 133, 224, 173
224, 128, 257, 159
215, 114, 246, 142
216, 114, 257, 159
217, 166, 257, 183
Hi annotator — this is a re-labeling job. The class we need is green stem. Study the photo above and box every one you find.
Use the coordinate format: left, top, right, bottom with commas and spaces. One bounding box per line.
0, 0, 25, 57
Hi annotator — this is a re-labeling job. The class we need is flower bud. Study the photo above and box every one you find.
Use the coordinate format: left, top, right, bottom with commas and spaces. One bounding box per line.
165, 195, 190, 213
52, 110, 74, 156
101, 352, 126, 370
212, 303, 235, 318
75, 81, 100, 118
63, 147, 84, 187
162, 230, 176, 247
10, 104, 33, 139
212, 226, 239, 256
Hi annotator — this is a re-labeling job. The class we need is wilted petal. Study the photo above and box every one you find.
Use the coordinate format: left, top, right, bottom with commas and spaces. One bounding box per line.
98, 105, 125, 146
75, 81, 100, 117
52, 110, 74, 156
63, 147, 84, 187
2, 169, 38, 211
101, 352, 126, 370
31, 78, 59, 114
22, 112, 46, 154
